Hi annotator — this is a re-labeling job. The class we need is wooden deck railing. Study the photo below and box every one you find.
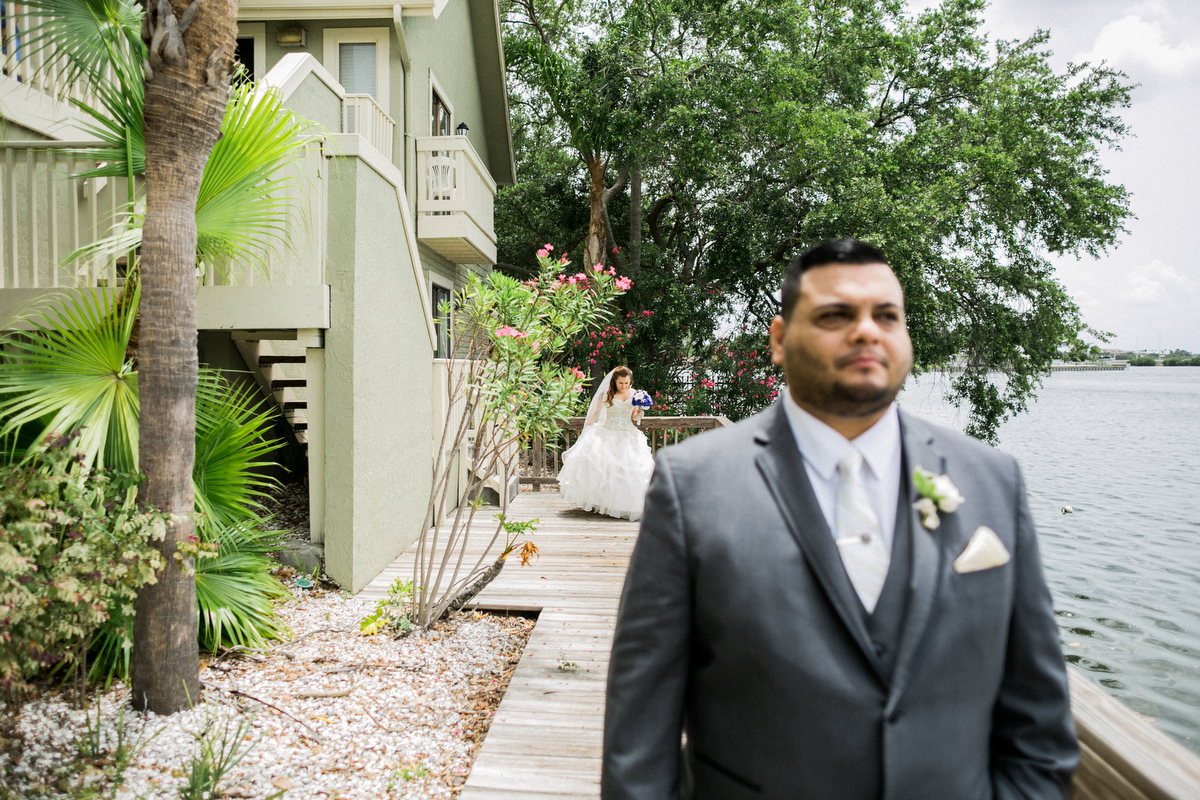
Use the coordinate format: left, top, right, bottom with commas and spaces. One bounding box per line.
520, 415, 733, 491
1068, 669, 1200, 799
1, 8, 108, 106
0, 142, 135, 289
342, 93, 394, 158
415, 135, 497, 238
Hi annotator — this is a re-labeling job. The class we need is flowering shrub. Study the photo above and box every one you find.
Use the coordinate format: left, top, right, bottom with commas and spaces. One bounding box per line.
0, 437, 169, 695
411, 245, 626, 625
634, 332, 783, 420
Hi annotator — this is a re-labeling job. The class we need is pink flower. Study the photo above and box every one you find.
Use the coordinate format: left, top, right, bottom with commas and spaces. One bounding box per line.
612, 247, 620, 253
560, 254, 569, 264
614, 277, 633, 291
537, 248, 549, 259
594, 263, 604, 272
569, 367, 585, 379
589, 358, 597, 364
544, 243, 554, 251
495, 325, 528, 338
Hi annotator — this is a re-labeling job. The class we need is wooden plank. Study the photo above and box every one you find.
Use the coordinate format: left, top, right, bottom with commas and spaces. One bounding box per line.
1067, 669, 1200, 800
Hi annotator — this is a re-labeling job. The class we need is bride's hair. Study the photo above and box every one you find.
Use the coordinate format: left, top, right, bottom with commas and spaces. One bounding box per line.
606, 366, 633, 406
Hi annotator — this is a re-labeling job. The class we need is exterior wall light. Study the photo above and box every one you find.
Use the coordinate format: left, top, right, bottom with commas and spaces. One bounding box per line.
456, 122, 469, 136
276, 26, 306, 47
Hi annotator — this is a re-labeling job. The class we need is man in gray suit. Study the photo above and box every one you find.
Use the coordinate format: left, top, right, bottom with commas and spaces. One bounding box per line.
602, 239, 1078, 799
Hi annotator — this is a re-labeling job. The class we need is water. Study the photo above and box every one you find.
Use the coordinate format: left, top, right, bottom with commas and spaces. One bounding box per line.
899, 368, 1200, 752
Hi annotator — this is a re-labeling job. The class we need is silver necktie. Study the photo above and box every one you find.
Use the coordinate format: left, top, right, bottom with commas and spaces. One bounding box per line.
835, 448, 890, 613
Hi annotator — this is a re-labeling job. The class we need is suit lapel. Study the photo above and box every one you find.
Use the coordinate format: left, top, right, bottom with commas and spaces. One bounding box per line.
885, 411, 949, 713
754, 403, 885, 682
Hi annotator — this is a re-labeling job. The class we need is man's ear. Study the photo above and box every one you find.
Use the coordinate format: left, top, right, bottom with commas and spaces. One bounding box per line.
769, 316, 786, 366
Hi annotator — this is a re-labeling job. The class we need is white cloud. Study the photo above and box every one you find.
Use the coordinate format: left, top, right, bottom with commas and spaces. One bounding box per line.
1120, 259, 1199, 304
1077, 13, 1200, 77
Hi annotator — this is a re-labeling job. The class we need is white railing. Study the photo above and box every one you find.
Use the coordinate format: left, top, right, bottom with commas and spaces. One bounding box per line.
342, 93, 394, 158
0, 135, 326, 292
199, 135, 327, 289
0, 142, 135, 289
1, 8, 106, 107
415, 135, 496, 242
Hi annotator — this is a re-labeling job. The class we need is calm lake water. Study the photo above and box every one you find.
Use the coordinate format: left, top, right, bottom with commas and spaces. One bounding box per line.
899, 368, 1200, 752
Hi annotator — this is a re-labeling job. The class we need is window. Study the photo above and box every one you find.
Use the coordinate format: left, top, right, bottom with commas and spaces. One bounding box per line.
432, 90, 452, 137
323, 28, 390, 115
432, 284, 452, 359
340, 43, 377, 97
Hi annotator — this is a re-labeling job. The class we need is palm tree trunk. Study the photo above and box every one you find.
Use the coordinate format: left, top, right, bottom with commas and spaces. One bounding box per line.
131, 0, 237, 715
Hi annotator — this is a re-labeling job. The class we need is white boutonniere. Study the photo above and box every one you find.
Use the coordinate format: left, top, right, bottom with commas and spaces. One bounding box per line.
912, 467, 965, 530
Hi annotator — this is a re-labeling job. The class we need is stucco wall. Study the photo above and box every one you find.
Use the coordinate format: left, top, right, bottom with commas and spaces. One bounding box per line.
260, 21, 405, 167
0, 121, 49, 141
284, 70, 344, 134
405, 0, 490, 174
255, 7, 495, 178
323, 155, 434, 592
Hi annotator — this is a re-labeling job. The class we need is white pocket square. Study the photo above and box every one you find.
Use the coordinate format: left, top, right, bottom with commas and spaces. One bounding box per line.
952, 526, 1011, 574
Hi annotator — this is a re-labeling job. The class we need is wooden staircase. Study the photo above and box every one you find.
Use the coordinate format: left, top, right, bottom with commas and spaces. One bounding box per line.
233, 337, 312, 442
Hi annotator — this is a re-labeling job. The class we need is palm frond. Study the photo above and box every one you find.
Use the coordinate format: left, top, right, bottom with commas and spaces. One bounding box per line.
195, 83, 308, 276
193, 370, 283, 528
15, 0, 144, 97
195, 520, 289, 652
0, 286, 139, 470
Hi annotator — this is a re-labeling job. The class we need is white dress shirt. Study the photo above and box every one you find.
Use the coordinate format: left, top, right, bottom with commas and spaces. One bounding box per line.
782, 394, 903, 553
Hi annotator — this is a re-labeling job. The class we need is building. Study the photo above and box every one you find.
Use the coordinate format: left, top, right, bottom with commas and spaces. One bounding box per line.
0, 0, 515, 591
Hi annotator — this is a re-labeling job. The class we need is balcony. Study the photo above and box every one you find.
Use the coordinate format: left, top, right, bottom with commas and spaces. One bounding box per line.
1, 8, 104, 138
0, 138, 329, 331
343, 94, 394, 159
415, 136, 497, 265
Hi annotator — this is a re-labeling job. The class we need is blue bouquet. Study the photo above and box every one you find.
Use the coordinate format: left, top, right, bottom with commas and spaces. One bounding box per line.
631, 390, 653, 409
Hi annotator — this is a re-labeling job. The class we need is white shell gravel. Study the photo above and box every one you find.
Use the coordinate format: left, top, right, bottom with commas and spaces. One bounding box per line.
1, 579, 533, 799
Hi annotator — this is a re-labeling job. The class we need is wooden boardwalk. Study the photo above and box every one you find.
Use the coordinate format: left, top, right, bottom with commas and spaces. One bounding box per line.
358, 493, 638, 798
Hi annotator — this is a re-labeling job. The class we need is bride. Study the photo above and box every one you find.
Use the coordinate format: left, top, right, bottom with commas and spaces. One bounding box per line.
557, 366, 655, 521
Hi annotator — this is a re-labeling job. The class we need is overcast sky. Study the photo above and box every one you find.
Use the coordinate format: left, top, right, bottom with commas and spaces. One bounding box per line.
914, 0, 1200, 352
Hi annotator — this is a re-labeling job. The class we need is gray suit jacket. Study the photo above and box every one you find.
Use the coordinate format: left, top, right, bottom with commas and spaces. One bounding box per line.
602, 403, 1078, 799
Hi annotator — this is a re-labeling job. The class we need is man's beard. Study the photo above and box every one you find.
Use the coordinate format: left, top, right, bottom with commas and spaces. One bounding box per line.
785, 348, 906, 418
794, 378, 901, 418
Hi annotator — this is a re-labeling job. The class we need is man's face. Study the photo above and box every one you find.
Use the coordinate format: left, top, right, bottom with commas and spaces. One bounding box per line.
770, 262, 913, 419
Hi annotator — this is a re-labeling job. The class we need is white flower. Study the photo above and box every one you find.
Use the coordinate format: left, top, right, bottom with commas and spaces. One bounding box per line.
913, 467, 964, 530
931, 475, 964, 513
913, 497, 941, 529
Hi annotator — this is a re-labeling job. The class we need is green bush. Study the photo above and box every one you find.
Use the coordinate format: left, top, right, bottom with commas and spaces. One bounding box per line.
1129, 357, 1156, 366
0, 437, 168, 695
0, 288, 291, 685
1164, 357, 1200, 367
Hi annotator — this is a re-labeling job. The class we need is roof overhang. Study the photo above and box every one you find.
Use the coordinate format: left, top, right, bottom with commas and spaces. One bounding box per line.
468, 0, 516, 185
239, 0, 448, 21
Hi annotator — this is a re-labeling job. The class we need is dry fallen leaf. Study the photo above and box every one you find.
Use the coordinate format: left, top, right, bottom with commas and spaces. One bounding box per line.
272, 776, 294, 790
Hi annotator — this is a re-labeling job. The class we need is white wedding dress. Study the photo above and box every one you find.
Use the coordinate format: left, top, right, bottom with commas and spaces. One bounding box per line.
558, 397, 655, 521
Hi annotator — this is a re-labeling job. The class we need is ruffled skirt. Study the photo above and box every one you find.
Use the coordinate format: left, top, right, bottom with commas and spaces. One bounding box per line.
557, 424, 655, 521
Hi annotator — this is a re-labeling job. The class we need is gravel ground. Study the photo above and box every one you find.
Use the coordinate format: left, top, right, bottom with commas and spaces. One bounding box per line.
1, 576, 534, 799
261, 482, 311, 545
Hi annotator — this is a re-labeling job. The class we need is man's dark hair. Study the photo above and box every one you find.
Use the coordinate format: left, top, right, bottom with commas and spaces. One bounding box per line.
780, 238, 889, 320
